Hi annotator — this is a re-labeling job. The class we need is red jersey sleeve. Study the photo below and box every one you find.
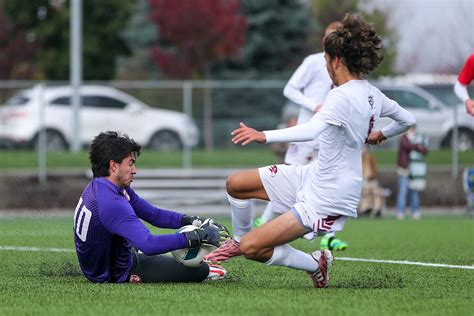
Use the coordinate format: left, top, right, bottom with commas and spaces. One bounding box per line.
458, 54, 474, 85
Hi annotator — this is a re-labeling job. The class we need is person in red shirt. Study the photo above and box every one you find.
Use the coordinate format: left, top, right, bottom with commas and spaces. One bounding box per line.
454, 54, 474, 116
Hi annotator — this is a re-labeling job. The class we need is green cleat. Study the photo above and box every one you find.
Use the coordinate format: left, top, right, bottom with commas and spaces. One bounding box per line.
253, 216, 265, 228
320, 235, 348, 251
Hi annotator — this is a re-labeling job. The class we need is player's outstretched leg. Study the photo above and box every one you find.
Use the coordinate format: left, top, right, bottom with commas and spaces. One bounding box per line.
206, 169, 267, 263
307, 250, 333, 288
203, 238, 242, 263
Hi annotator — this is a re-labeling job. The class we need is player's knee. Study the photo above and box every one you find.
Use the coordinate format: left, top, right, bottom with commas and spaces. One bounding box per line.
226, 173, 244, 198
240, 236, 263, 260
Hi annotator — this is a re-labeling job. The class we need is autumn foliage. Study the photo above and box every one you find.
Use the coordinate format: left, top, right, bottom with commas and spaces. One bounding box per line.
148, 0, 246, 78
0, 5, 38, 79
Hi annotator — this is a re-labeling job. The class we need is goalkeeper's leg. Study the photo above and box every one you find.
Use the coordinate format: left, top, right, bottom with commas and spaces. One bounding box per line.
129, 249, 209, 283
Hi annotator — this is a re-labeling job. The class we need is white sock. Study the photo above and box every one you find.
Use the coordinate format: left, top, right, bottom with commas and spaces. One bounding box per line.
228, 194, 253, 242
265, 244, 318, 272
260, 202, 277, 223
325, 232, 336, 238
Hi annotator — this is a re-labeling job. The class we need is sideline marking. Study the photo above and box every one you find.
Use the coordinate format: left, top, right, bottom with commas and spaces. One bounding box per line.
1, 245, 473, 270
337, 257, 474, 270
0, 246, 75, 253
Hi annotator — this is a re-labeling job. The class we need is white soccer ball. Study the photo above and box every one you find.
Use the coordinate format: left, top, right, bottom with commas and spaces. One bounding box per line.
172, 225, 217, 267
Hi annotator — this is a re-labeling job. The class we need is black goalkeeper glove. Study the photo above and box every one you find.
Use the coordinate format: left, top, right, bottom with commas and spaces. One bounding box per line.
182, 219, 231, 248
210, 220, 231, 242
181, 215, 231, 239
181, 215, 203, 227
183, 223, 220, 248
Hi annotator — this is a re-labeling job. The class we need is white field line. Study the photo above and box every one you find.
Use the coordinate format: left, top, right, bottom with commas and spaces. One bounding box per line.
1, 245, 473, 270
0, 246, 75, 253
337, 257, 474, 270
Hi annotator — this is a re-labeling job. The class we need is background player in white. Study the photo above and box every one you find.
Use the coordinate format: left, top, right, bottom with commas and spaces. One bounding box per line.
255, 21, 348, 252
205, 13, 416, 288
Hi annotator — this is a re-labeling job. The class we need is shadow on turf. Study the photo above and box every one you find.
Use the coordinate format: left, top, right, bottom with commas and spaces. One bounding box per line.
33, 257, 405, 289
38, 259, 82, 277
332, 266, 405, 289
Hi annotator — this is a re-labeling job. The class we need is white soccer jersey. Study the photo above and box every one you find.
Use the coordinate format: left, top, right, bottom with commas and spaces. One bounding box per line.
284, 52, 333, 124
283, 52, 333, 164
265, 80, 415, 218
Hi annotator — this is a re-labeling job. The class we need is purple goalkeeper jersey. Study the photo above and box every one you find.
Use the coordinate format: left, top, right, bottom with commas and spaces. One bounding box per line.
73, 177, 188, 283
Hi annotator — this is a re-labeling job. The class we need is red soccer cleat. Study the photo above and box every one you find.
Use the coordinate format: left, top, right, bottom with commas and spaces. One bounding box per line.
203, 239, 242, 263
307, 250, 333, 288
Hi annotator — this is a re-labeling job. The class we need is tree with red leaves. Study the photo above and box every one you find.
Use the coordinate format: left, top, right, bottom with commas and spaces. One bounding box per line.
149, 0, 246, 79
0, 4, 39, 79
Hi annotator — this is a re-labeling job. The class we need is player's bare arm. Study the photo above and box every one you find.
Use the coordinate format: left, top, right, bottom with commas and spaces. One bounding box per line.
231, 122, 266, 145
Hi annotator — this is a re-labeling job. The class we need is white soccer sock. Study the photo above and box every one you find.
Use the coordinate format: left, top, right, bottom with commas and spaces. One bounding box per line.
325, 232, 336, 238
260, 202, 277, 223
228, 194, 253, 242
265, 244, 318, 272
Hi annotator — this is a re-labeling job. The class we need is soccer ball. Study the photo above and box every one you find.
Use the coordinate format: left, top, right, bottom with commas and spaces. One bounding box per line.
172, 225, 217, 267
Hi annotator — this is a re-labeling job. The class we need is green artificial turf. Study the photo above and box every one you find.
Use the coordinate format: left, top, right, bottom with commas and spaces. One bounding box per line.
0, 215, 472, 315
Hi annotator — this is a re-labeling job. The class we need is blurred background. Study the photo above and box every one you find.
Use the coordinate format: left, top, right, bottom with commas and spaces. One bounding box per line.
0, 0, 472, 214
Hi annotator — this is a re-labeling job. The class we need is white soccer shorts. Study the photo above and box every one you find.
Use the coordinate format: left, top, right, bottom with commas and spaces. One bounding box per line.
258, 163, 347, 237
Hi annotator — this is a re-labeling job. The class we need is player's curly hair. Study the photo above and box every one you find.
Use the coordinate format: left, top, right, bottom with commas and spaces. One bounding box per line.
324, 13, 383, 76
89, 131, 141, 177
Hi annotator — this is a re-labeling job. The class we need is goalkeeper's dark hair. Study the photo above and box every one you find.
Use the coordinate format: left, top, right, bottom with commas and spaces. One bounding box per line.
324, 13, 384, 76
89, 131, 141, 177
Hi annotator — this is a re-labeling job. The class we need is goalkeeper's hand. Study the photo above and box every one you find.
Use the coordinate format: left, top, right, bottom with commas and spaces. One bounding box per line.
181, 215, 231, 241
181, 214, 203, 227
183, 219, 231, 248
209, 220, 231, 243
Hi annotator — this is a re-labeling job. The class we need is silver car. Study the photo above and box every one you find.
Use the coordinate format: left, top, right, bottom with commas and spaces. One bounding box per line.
374, 83, 473, 151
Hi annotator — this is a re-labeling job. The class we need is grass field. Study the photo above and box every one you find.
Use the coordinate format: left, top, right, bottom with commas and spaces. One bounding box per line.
0, 215, 472, 315
0, 148, 473, 170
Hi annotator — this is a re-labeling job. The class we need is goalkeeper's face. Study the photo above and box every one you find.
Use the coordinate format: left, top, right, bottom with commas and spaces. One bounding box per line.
111, 153, 137, 188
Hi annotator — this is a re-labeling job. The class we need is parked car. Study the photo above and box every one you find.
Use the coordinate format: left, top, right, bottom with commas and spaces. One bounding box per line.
373, 82, 474, 151
0, 85, 199, 151
417, 83, 474, 107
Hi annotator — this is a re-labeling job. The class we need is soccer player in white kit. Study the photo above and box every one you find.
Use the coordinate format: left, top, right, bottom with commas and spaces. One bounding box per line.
205, 13, 416, 288
282, 22, 339, 166
256, 21, 349, 251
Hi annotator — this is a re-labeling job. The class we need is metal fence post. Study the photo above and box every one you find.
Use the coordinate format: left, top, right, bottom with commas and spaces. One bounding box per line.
70, 0, 82, 152
451, 105, 459, 179
183, 81, 193, 169
37, 83, 47, 184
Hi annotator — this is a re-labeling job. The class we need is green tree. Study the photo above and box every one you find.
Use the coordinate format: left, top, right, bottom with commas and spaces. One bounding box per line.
311, 0, 397, 77
5, 0, 135, 80
117, 0, 158, 80
208, 0, 314, 148
213, 0, 314, 79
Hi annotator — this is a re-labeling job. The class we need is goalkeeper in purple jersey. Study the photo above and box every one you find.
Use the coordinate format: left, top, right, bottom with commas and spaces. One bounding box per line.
73, 131, 229, 283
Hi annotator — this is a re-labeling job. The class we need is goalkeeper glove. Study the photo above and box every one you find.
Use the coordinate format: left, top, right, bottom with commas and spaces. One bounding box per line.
181, 215, 203, 227
209, 220, 231, 242
183, 223, 220, 248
